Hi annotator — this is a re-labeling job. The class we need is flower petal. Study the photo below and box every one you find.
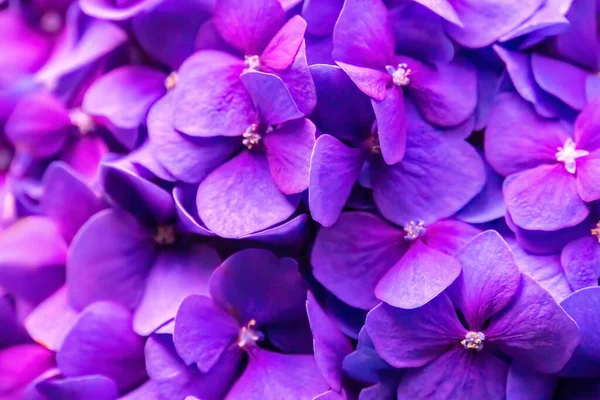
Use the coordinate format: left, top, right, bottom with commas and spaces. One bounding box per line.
561, 236, 600, 292
173, 295, 240, 373
261, 16, 307, 71
57, 302, 147, 392
196, 151, 299, 238
486, 275, 580, 374
133, 245, 221, 336
263, 119, 315, 194
395, 347, 508, 399
213, 0, 285, 55
375, 241, 461, 309
366, 294, 464, 368
224, 349, 329, 400
308, 135, 368, 226
209, 249, 307, 326
504, 164, 589, 231
311, 212, 406, 309
450, 230, 521, 331
173, 50, 257, 137
66, 209, 156, 311
372, 87, 407, 165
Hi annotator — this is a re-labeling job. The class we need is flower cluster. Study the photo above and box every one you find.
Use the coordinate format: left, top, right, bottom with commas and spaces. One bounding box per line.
1, 0, 600, 399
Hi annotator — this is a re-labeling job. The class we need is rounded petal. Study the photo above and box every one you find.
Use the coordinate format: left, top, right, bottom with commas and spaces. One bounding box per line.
332, 0, 394, 69
504, 164, 589, 231
311, 212, 406, 309
366, 295, 464, 368
213, 0, 285, 55
559, 287, 600, 377
506, 363, 557, 400
561, 236, 600, 291
66, 209, 156, 311
486, 275, 580, 374
173, 50, 257, 138
147, 92, 240, 184
484, 93, 567, 177
372, 130, 485, 226
308, 135, 368, 226
451, 230, 521, 331
372, 87, 407, 164
209, 249, 307, 326
260, 16, 307, 71
40, 162, 105, 243
173, 295, 240, 373
263, 119, 315, 194
196, 151, 299, 238
404, 55, 477, 128
133, 245, 221, 336
396, 347, 509, 400
5, 92, 71, 158
56, 302, 147, 392
0, 217, 67, 305
82, 66, 167, 149
224, 349, 329, 400
375, 241, 461, 309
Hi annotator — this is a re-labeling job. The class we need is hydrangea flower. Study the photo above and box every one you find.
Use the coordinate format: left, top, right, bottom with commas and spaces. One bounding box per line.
366, 231, 580, 399
309, 65, 484, 227
486, 93, 600, 233
172, 249, 328, 399
312, 212, 480, 309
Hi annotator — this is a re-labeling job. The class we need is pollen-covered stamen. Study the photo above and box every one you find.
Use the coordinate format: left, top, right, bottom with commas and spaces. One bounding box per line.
403, 221, 426, 241
69, 108, 95, 135
461, 331, 485, 351
244, 55, 261, 71
591, 222, 600, 243
556, 138, 589, 174
154, 225, 177, 245
165, 72, 178, 91
243, 124, 262, 150
386, 63, 412, 87
238, 319, 264, 348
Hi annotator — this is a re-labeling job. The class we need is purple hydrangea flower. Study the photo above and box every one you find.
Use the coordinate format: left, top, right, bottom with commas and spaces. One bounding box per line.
311, 212, 480, 309
366, 230, 579, 399
486, 93, 600, 233
171, 249, 328, 399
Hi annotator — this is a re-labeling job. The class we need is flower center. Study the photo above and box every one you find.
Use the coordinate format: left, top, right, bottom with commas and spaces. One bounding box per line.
244, 55, 261, 71
164, 72, 178, 91
242, 124, 262, 150
403, 221, 426, 241
461, 331, 485, 351
154, 225, 176, 245
591, 222, 600, 243
556, 138, 588, 174
386, 63, 412, 87
69, 108, 95, 135
238, 319, 263, 348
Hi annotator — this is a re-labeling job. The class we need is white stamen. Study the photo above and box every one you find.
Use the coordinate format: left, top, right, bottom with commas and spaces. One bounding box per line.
556, 138, 588, 174
242, 124, 262, 149
69, 108, 95, 135
244, 55, 261, 71
386, 63, 411, 87
238, 319, 263, 348
461, 331, 485, 351
403, 221, 426, 241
